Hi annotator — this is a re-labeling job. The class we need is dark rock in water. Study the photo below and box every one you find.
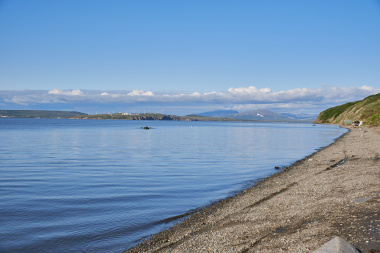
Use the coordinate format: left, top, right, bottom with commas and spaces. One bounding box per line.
275, 166, 280, 169
142, 126, 151, 129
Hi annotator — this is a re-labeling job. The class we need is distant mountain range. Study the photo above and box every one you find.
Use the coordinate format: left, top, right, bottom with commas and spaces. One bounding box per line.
279, 112, 319, 122
228, 109, 292, 121
196, 110, 239, 117
193, 109, 317, 122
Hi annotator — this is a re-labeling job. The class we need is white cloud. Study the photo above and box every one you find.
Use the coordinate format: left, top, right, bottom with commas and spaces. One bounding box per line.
48, 89, 83, 96
127, 90, 154, 96
359, 85, 373, 91
1, 85, 379, 113
227, 86, 271, 96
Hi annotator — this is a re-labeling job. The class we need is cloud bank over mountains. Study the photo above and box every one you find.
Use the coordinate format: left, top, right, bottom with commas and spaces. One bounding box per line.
1, 85, 378, 115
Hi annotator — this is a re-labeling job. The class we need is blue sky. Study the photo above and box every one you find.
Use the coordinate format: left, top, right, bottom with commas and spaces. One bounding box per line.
0, 0, 379, 115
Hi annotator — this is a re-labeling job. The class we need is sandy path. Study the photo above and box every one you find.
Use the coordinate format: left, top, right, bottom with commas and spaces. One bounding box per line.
126, 126, 380, 253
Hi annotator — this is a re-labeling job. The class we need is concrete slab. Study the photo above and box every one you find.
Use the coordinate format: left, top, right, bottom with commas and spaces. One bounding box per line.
312, 236, 359, 253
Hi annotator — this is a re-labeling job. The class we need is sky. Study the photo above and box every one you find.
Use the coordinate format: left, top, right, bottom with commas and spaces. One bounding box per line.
0, 0, 379, 115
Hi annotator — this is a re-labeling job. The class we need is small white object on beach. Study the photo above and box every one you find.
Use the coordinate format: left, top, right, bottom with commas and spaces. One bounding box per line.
353, 197, 373, 204
312, 236, 359, 253
308, 159, 313, 161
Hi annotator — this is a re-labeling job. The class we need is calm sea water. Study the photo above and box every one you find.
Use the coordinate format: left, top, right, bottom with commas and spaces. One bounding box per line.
0, 119, 347, 252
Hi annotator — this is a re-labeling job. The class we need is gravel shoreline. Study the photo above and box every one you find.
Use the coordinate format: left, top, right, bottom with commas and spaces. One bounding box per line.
126, 126, 380, 253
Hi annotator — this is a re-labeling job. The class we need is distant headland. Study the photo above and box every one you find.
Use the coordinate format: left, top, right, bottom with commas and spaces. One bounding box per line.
0, 110, 86, 119
314, 93, 380, 126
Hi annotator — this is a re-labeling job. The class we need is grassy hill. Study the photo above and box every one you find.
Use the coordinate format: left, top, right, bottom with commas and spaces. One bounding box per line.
0, 110, 87, 118
314, 93, 380, 126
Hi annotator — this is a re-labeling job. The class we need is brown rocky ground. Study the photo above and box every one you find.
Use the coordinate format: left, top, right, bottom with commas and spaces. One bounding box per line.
126, 126, 379, 253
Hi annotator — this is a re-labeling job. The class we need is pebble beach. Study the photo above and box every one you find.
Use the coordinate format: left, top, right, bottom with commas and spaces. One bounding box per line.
126, 126, 380, 253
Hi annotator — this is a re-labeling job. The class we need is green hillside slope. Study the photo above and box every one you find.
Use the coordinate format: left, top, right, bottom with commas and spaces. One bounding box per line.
314, 93, 380, 126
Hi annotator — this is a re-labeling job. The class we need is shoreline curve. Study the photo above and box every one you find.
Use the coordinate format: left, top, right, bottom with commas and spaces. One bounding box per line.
126, 126, 380, 252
